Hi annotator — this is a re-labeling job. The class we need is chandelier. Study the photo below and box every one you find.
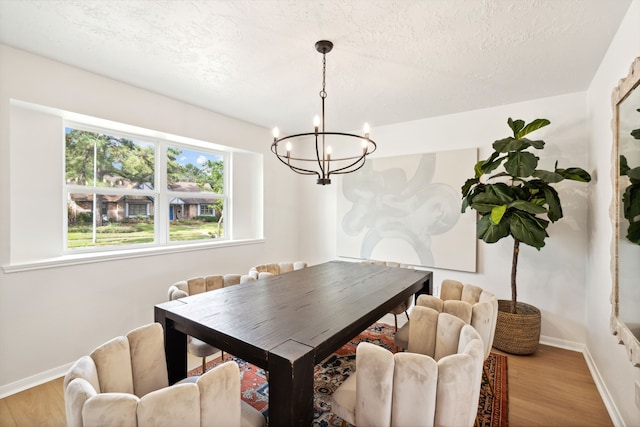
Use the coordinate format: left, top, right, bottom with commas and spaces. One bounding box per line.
271, 40, 377, 185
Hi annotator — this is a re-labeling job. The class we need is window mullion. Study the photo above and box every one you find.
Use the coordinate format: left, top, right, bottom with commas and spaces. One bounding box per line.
157, 141, 168, 244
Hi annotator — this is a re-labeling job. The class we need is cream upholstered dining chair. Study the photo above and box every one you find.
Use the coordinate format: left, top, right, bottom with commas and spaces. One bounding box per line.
245, 261, 308, 280
63, 323, 265, 427
360, 260, 414, 332
331, 307, 484, 427
394, 279, 498, 394
168, 274, 244, 373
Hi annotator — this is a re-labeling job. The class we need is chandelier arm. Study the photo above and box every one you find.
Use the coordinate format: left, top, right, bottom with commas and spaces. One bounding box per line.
328, 155, 367, 175
274, 132, 376, 149
271, 141, 321, 177
314, 132, 326, 181
330, 158, 369, 175
273, 154, 320, 176
285, 165, 321, 177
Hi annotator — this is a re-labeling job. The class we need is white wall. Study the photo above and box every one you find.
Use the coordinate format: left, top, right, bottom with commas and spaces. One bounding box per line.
0, 44, 301, 394
302, 91, 591, 344
586, 0, 640, 425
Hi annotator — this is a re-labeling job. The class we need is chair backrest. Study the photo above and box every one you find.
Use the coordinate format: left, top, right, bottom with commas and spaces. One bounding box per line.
248, 261, 307, 279
353, 336, 484, 427
88, 323, 169, 397
63, 323, 250, 427
354, 342, 395, 426
407, 306, 472, 361
168, 274, 245, 300
419, 279, 498, 359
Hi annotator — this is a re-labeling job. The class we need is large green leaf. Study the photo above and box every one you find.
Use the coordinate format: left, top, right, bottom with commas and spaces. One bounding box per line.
509, 200, 548, 214
541, 185, 563, 222
486, 182, 516, 203
511, 184, 533, 200
487, 171, 512, 180
533, 169, 564, 183
521, 138, 545, 149
627, 167, 640, 181
469, 202, 497, 214
622, 184, 640, 220
479, 153, 505, 175
493, 137, 532, 153
626, 220, 640, 245
477, 214, 510, 243
632, 128, 640, 140
515, 118, 550, 139
461, 177, 479, 197
461, 197, 470, 213
556, 167, 592, 182
491, 205, 507, 224
620, 155, 630, 176
504, 151, 538, 177
509, 211, 549, 249
508, 118, 525, 136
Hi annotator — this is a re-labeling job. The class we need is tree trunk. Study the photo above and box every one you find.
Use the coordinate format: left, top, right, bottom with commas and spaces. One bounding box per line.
511, 238, 520, 314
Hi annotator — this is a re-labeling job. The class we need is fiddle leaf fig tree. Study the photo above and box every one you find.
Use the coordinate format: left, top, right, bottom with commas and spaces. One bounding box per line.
461, 118, 592, 314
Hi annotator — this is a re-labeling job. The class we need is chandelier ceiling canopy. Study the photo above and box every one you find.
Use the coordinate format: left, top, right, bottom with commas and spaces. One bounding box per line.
271, 40, 376, 185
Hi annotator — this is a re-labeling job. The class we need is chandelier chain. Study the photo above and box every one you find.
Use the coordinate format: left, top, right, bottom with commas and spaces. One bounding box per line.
320, 53, 327, 99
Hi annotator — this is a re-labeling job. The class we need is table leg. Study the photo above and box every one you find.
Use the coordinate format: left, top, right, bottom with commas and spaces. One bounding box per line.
155, 305, 187, 385
269, 340, 315, 426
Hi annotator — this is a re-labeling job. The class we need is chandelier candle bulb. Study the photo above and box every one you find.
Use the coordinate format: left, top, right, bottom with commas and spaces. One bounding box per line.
326, 146, 332, 161
272, 127, 279, 142
314, 115, 320, 133
363, 122, 370, 138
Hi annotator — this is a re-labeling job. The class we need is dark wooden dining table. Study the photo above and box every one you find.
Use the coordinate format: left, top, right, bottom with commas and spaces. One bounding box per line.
154, 260, 432, 426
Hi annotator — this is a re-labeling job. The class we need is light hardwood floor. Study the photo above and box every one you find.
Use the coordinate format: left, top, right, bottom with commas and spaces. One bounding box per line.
0, 343, 612, 426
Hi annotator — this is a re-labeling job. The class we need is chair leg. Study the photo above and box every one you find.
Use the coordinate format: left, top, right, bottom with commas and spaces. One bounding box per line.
393, 314, 398, 332
202, 357, 207, 374
404, 310, 410, 322
482, 364, 494, 396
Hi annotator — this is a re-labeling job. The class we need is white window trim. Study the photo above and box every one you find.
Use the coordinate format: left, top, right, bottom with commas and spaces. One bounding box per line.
2, 238, 265, 273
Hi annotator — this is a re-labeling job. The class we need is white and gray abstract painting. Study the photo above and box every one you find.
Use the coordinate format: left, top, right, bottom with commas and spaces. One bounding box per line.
337, 149, 477, 272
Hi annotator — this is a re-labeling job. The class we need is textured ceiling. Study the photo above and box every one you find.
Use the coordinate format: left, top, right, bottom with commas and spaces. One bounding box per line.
0, 0, 632, 135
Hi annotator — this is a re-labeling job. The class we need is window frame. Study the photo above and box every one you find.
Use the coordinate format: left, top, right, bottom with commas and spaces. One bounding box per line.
63, 121, 229, 254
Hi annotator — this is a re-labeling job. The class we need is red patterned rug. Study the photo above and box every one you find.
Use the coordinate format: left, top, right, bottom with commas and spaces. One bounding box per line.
189, 322, 508, 427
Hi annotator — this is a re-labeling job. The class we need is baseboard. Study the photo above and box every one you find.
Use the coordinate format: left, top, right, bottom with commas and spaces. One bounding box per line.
0, 362, 71, 399
581, 346, 625, 427
539, 334, 585, 352
540, 335, 624, 426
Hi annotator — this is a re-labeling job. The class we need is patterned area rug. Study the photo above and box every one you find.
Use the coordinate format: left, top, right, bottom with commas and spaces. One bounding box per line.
189, 322, 508, 427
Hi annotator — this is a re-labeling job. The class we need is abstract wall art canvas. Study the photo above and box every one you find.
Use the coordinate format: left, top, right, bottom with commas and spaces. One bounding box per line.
337, 148, 477, 272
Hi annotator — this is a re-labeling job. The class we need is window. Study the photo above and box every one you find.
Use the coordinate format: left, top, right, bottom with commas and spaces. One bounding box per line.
65, 125, 227, 251
127, 203, 149, 217
199, 204, 215, 216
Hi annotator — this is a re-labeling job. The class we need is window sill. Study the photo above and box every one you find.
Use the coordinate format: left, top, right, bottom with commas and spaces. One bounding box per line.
2, 238, 265, 273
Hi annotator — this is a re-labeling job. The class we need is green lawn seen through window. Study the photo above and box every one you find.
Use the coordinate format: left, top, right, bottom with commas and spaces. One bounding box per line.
67, 221, 223, 248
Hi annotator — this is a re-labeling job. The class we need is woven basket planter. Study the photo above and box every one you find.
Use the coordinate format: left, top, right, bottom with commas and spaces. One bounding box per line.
493, 300, 541, 355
